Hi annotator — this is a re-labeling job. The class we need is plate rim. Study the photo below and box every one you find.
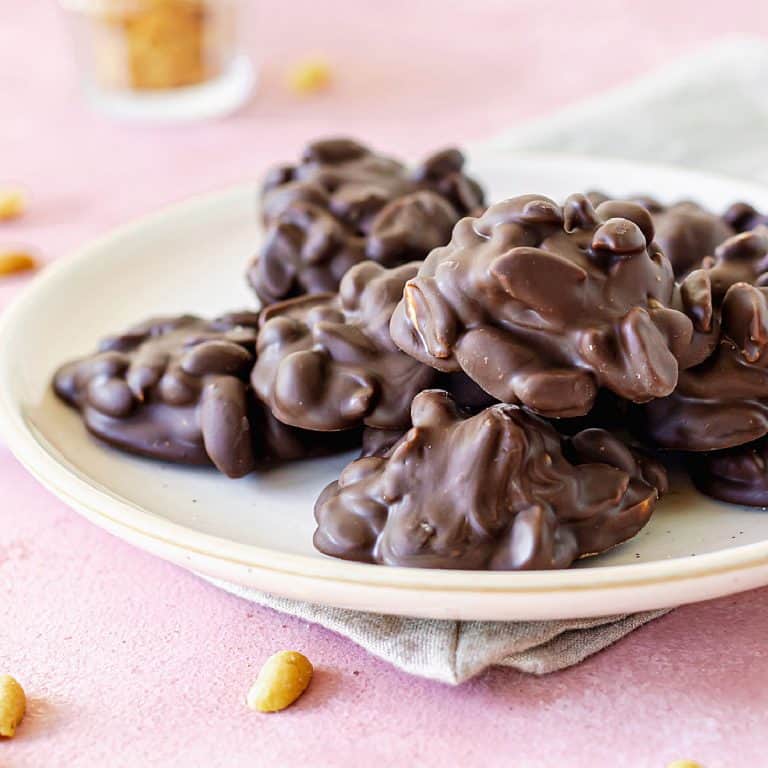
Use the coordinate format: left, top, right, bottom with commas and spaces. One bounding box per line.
4, 150, 768, 608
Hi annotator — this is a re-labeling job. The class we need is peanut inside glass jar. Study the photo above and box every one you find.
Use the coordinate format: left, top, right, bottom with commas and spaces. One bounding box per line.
62, 0, 254, 119
98, 0, 235, 90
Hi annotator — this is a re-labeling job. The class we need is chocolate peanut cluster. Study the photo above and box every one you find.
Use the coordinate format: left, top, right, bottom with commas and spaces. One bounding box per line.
260, 138, 483, 227
252, 261, 439, 431
390, 193, 708, 418
314, 390, 667, 569
639, 229, 768, 452
54, 313, 353, 477
247, 138, 484, 305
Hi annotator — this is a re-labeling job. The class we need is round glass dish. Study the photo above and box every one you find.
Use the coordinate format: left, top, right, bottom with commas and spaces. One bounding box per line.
60, 0, 256, 121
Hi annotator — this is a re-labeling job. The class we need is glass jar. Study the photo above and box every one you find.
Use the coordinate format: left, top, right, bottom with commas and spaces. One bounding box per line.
60, 0, 256, 121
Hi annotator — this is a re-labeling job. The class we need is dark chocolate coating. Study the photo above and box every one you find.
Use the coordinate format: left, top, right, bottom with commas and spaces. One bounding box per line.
247, 203, 367, 305
389, 193, 706, 418
360, 427, 405, 458
314, 390, 666, 569
639, 229, 768, 451
364, 191, 459, 267
260, 138, 411, 232
247, 190, 460, 307
723, 201, 768, 234
688, 438, 768, 507
53, 313, 353, 477
248, 138, 484, 305
636, 197, 734, 278
252, 261, 439, 431
590, 192, 768, 278
407, 146, 486, 219
358, 372, 497, 458
261, 138, 483, 229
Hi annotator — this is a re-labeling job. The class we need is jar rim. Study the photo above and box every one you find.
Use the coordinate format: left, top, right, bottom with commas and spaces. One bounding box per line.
59, 0, 215, 14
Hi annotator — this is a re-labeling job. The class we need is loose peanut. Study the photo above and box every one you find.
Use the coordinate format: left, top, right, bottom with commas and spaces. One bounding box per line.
0, 190, 24, 221
0, 251, 37, 276
287, 59, 331, 95
247, 650, 313, 713
0, 675, 26, 738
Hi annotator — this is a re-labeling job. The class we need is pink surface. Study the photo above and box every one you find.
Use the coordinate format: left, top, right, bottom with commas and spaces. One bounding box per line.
3, 2, 768, 765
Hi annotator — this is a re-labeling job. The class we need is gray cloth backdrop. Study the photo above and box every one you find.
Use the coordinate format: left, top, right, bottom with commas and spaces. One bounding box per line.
203, 39, 768, 685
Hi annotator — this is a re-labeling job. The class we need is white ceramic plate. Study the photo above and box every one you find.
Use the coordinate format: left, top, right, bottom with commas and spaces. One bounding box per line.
4, 151, 768, 620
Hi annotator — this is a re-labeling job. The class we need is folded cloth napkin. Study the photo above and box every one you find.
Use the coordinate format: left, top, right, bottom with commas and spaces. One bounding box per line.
479, 37, 768, 184
205, 577, 667, 685
204, 38, 768, 685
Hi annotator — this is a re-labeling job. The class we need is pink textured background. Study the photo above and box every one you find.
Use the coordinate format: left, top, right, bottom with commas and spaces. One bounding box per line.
4, 2, 768, 766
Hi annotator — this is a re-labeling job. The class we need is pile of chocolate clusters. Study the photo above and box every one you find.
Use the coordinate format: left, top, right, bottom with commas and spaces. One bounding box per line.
53, 138, 768, 571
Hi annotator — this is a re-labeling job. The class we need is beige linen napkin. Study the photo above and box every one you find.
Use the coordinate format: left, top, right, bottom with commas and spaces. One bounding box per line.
205, 577, 667, 685
205, 39, 768, 684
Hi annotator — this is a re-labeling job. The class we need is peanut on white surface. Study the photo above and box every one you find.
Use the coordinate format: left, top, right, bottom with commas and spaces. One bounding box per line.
247, 651, 313, 713
0, 675, 26, 738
